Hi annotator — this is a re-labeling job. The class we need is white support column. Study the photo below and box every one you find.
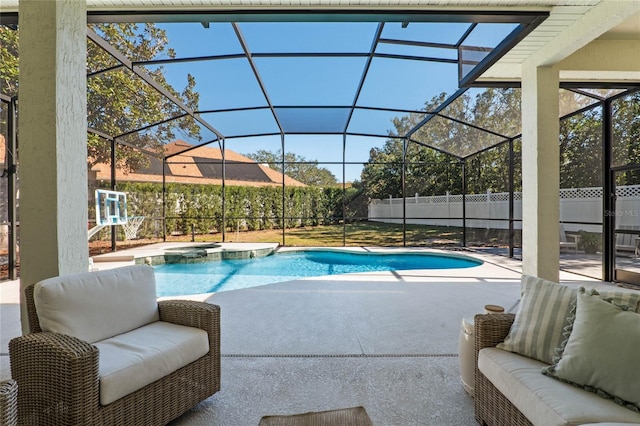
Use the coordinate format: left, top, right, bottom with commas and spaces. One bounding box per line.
521, 64, 560, 282
18, 0, 87, 332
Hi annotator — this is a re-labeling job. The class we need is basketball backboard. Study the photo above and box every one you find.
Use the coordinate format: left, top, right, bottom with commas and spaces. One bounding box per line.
95, 189, 128, 226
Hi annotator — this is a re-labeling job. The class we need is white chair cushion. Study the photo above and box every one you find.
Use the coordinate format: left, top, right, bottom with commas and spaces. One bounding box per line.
478, 347, 640, 426
33, 265, 160, 343
95, 321, 209, 405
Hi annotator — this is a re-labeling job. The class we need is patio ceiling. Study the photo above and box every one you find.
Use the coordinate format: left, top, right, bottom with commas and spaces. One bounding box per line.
1, 1, 638, 160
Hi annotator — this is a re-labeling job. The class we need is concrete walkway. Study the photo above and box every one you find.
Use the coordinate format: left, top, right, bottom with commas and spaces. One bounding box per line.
1, 245, 603, 425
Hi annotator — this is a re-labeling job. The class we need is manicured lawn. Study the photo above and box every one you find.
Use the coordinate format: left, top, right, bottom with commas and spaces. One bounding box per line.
89, 221, 462, 251
88, 221, 517, 254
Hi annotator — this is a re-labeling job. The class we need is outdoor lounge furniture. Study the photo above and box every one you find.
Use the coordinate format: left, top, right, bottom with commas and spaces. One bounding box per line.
9, 265, 220, 426
559, 224, 579, 254
0, 379, 18, 426
474, 275, 640, 426
616, 226, 640, 257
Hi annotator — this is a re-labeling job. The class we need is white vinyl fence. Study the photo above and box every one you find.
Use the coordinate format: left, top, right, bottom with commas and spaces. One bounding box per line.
368, 185, 640, 234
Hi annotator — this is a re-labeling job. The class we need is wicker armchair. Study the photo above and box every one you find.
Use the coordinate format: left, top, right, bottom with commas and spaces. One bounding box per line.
474, 314, 532, 426
9, 266, 221, 426
0, 379, 18, 426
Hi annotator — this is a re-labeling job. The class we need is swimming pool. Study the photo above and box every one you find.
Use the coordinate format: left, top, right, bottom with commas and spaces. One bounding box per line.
153, 249, 482, 296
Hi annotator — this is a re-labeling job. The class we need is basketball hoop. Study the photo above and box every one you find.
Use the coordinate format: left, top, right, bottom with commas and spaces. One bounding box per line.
95, 189, 128, 225
122, 216, 145, 240
89, 189, 129, 240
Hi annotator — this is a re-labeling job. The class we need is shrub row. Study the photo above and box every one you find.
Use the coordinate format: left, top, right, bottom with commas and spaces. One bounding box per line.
93, 182, 345, 239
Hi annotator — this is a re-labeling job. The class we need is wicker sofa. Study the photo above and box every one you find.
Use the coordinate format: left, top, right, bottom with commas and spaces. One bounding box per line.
473, 276, 640, 426
9, 265, 220, 426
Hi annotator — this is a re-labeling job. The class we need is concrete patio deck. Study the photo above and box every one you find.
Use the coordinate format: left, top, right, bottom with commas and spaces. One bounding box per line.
1, 244, 608, 425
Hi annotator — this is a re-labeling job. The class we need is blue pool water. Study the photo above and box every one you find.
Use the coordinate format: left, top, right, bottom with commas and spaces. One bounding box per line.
154, 250, 482, 297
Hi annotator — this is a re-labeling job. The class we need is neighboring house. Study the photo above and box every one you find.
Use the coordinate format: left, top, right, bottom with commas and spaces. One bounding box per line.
91, 140, 306, 188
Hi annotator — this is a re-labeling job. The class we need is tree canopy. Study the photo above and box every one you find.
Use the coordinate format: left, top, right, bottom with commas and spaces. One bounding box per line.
0, 24, 202, 172
244, 149, 338, 187
0, 27, 18, 99
361, 88, 522, 200
361, 88, 639, 201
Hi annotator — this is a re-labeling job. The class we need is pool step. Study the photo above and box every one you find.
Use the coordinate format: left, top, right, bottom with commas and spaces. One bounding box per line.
136, 245, 276, 265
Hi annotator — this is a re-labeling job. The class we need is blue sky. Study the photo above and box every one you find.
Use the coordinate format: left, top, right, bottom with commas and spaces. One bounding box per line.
148, 21, 518, 181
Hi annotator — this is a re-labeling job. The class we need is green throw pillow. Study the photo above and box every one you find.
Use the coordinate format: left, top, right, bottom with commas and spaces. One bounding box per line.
543, 291, 640, 412
497, 275, 640, 364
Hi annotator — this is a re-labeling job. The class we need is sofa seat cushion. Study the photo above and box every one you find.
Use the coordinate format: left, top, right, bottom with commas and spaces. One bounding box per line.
478, 348, 640, 426
34, 265, 159, 343
94, 321, 209, 405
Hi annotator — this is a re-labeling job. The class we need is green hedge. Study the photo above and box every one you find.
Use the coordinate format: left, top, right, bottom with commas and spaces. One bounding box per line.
97, 182, 345, 239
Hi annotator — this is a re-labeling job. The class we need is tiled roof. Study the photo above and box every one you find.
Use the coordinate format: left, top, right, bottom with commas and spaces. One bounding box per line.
92, 140, 306, 187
